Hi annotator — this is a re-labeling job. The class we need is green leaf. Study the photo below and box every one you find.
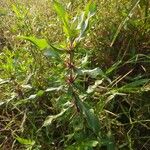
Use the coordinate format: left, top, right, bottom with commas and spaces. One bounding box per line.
106, 131, 115, 150
0, 93, 16, 106
86, 140, 99, 147
27, 90, 44, 100
122, 79, 149, 88
44, 44, 64, 60
53, 0, 68, 24
18, 36, 49, 50
110, 0, 141, 47
75, 1, 96, 42
27, 94, 37, 100
12, 4, 21, 18
87, 80, 103, 93
81, 54, 89, 67
26, 86, 63, 101
80, 17, 89, 39
77, 68, 100, 78
36, 90, 45, 97
142, 83, 150, 91
45, 86, 63, 92
49, 44, 64, 54
85, 0, 96, 18
43, 108, 68, 126
66, 139, 99, 150
74, 93, 100, 134
0, 78, 10, 85
106, 60, 122, 75
78, 67, 111, 82
18, 36, 62, 59
119, 79, 150, 92
43, 48, 60, 59
53, 1, 71, 39
113, 79, 150, 93
76, 13, 90, 41
15, 137, 35, 146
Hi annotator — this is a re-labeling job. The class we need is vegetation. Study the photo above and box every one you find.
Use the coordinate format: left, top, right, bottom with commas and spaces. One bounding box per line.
0, 0, 150, 149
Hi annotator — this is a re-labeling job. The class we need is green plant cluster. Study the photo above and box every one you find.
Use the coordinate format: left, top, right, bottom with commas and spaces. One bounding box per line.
0, 0, 150, 149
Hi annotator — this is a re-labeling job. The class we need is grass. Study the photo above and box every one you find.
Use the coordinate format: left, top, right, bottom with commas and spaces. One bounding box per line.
0, 0, 150, 149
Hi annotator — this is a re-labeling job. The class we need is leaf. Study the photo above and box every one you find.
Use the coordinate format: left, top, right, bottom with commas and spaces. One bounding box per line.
15, 137, 35, 146
36, 90, 45, 97
18, 36, 49, 50
44, 44, 64, 60
27, 94, 37, 100
53, 1, 71, 39
106, 60, 122, 75
49, 44, 64, 54
86, 140, 99, 147
87, 80, 103, 93
53, 0, 68, 24
77, 68, 100, 78
25, 86, 62, 101
79, 17, 89, 38
66, 139, 99, 150
120, 79, 149, 90
77, 67, 105, 78
116, 79, 150, 93
81, 54, 88, 67
85, 0, 97, 18
26, 90, 44, 100
43, 48, 60, 58
75, 1, 96, 42
12, 4, 21, 18
142, 83, 150, 91
0, 93, 16, 106
21, 84, 32, 89
77, 12, 85, 30
76, 13, 90, 41
43, 108, 68, 126
45, 86, 63, 92
0, 78, 10, 85
18, 36, 61, 59
110, 0, 141, 47
122, 79, 149, 88
106, 131, 115, 150
74, 93, 100, 134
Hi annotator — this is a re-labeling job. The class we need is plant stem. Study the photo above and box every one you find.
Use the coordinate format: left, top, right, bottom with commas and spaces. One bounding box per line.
66, 42, 75, 85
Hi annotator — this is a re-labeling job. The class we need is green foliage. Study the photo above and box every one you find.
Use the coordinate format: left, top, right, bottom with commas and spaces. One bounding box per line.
15, 137, 37, 150
74, 94, 100, 135
19, 36, 49, 50
66, 139, 99, 150
0, 0, 150, 149
43, 107, 69, 126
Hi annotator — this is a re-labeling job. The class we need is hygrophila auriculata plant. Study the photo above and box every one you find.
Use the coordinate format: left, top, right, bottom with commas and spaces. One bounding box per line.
19, 0, 102, 148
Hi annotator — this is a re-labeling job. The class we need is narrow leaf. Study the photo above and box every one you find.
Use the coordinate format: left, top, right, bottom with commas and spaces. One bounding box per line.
18, 36, 49, 50
110, 0, 141, 47
85, 0, 96, 18
15, 137, 35, 146
53, 0, 71, 38
74, 93, 100, 134
43, 108, 68, 126
87, 80, 103, 93
45, 86, 63, 92
0, 78, 10, 85
53, 0, 68, 23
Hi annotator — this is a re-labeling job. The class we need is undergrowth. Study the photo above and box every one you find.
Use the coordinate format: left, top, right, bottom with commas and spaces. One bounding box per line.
0, 0, 150, 150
